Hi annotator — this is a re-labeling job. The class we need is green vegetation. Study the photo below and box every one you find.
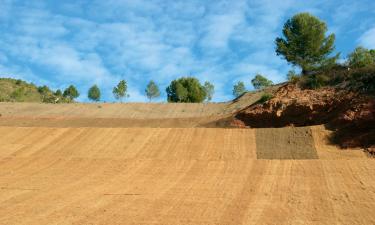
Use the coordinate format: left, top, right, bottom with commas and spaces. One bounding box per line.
258, 93, 273, 103
166, 77, 206, 103
286, 70, 300, 84
88, 85, 101, 102
203, 81, 214, 102
232, 81, 246, 97
275, 12, 338, 74
347, 47, 375, 68
63, 85, 79, 101
0, 78, 71, 103
145, 80, 160, 102
55, 89, 63, 97
275, 13, 374, 94
251, 74, 273, 90
113, 80, 128, 102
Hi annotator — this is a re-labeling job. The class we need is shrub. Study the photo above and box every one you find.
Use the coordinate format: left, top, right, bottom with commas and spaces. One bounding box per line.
347, 47, 375, 68
287, 70, 300, 84
251, 74, 273, 90
166, 77, 206, 103
258, 93, 273, 104
348, 66, 375, 94
300, 73, 330, 89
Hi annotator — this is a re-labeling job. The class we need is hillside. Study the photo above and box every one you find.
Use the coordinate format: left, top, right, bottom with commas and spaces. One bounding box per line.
0, 80, 374, 224
0, 78, 70, 103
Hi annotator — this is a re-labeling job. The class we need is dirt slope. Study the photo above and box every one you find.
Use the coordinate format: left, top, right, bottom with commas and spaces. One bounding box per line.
0, 126, 373, 225
233, 84, 375, 149
0, 88, 273, 128
0, 86, 373, 224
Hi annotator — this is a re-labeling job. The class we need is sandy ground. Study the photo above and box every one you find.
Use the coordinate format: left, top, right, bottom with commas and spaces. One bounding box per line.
0, 90, 267, 119
0, 126, 374, 225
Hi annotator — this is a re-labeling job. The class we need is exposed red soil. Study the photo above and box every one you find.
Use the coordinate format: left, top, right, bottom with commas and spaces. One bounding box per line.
233, 84, 375, 148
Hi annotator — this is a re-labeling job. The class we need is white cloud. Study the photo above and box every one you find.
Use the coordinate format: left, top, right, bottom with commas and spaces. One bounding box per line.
0, 0, 374, 102
359, 27, 375, 49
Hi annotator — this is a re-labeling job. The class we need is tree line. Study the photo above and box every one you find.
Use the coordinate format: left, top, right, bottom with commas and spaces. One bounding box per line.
56, 12, 375, 103
60, 74, 273, 103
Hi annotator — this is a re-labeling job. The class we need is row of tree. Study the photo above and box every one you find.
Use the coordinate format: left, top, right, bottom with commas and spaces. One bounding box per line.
58, 73, 272, 103
57, 80, 161, 102
59, 12, 374, 103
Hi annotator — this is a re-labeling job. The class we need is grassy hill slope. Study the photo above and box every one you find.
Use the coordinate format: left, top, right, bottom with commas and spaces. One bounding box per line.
0, 78, 69, 103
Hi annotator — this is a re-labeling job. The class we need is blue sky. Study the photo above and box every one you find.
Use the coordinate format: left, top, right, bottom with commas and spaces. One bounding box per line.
0, 0, 374, 102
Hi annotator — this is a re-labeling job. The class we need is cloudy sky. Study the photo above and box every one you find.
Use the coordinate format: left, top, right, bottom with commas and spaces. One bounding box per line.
0, 0, 374, 102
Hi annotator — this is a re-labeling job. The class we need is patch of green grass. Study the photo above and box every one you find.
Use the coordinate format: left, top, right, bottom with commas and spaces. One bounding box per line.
257, 93, 273, 104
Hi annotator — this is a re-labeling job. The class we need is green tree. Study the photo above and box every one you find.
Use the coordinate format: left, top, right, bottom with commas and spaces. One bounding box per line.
113, 80, 128, 102
55, 89, 62, 97
145, 80, 160, 101
251, 74, 273, 90
286, 70, 300, 84
370, 50, 375, 59
275, 13, 338, 74
203, 81, 214, 102
63, 85, 79, 100
347, 47, 375, 68
232, 81, 246, 97
166, 77, 206, 103
38, 85, 51, 94
88, 85, 101, 102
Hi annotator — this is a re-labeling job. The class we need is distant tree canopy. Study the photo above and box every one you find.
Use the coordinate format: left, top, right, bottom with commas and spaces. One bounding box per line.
63, 85, 79, 100
251, 74, 273, 90
145, 80, 160, 101
113, 80, 128, 102
38, 85, 51, 94
347, 47, 375, 68
55, 89, 62, 97
232, 81, 246, 97
203, 81, 214, 102
88, 85, 101, 102
275, 13, 338, 74
166, 77, 206, 103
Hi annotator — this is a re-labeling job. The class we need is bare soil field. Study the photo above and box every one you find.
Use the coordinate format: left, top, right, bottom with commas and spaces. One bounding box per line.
0, 90, 266, 119
0, 126, 374, 225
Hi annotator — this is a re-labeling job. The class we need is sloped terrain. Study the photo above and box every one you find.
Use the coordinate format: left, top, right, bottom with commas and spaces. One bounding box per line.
0, 85, 374, 224
0, 126, 373, 225
0, 78, 69, 103
0, 88, 273, 128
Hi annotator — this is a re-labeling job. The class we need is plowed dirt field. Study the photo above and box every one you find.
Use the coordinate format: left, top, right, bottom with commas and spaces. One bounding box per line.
0, 125, 374, 225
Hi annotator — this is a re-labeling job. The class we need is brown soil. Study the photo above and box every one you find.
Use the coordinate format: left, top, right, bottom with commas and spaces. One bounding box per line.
0, 86, 374, 224
0, 117, 221, 128
233, 84, 375, 149
0, 126, 374, 225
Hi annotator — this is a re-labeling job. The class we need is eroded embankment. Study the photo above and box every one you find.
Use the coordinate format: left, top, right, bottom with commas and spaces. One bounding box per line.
232, 84, 375, 150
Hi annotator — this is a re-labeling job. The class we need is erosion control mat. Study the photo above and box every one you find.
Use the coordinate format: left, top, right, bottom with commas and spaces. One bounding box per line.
255, 127, 318, 159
